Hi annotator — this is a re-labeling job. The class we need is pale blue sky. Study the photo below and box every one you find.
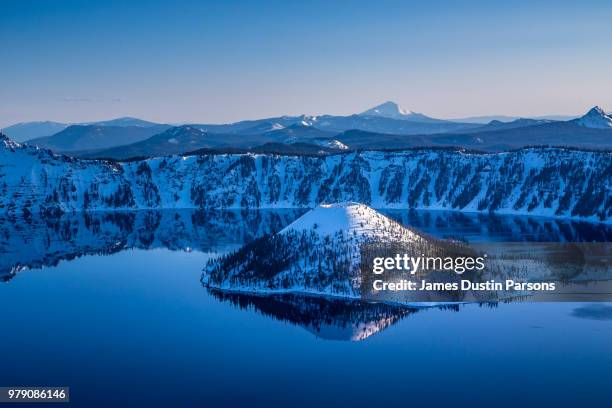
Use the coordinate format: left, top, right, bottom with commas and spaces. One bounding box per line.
1, 0, 612, 126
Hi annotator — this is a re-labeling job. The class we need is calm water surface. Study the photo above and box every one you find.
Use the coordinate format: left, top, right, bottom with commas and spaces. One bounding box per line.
1, 210, 611, 407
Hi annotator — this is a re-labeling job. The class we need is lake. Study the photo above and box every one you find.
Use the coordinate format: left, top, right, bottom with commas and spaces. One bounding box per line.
1, 210, 611, 407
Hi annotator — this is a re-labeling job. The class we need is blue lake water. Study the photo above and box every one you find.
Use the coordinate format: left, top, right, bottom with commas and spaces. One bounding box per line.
1, 210, 611, 407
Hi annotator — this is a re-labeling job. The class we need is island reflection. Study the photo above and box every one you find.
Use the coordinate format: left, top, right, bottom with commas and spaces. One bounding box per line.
208, 289, 419, 341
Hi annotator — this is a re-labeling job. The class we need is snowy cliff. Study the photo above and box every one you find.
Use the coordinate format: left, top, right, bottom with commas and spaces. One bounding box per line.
1, 133, 610, 222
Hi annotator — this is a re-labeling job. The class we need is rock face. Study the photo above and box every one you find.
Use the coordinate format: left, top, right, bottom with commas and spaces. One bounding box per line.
201, 203, 434, 297
0, 133, 610, 222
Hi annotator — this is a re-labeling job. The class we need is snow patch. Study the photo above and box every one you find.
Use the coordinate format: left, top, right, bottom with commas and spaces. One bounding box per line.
281, 202, 419, 242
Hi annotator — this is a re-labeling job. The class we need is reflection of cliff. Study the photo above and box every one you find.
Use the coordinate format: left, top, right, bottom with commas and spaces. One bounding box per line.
0, 209, 305, 281
208, 289, 420, 341
2, 209, 608, 283
383, 210, 612, 243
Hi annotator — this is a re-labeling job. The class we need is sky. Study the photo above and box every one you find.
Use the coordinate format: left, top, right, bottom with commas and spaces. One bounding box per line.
1, 0, 612, 127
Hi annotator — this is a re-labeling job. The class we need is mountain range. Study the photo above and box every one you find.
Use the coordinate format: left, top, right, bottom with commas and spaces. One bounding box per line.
4, 103, 612, 158
0, 121, 69, 142
0, 116, 162, 143
28, 124, 171, 153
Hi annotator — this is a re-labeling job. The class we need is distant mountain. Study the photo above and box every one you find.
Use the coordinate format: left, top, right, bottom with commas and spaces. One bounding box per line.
468, 118, 554, 132
85, 123, 343, 159
83, 123, 342, 160
193, 112, 478, 137
534, 114, 579, 121
448, 115, 521, 124
2, 117, 162, 142
82, 117, 162, 128
262, 123, 338, 142
191, 117, 303, 134
81, 126, 220, 159
13, 106, 612, 157
73, 109, 479, 158
81, 125, 298, 159
451, 114, 578, 124
309, 114, 477, 134
1, 121, 68, 142
359, 101, 443, 123
573, 106, 612, 129
239, 121, 287, 134
136, 111, 612, 155
27, 124, 171, 152
330, 107, 612, 151
429, 108, 612, 151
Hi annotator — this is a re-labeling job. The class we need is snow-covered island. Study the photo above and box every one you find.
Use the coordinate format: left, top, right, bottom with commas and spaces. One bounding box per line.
202, 203, 478, 299
202, 203, 612, 302
202, 203, 415, 297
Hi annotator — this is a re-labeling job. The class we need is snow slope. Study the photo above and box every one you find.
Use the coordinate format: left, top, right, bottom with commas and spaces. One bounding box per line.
281, 202, 419, 242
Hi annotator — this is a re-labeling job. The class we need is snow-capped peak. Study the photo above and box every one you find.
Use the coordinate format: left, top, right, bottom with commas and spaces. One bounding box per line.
575, 106, 612, 129
360, 101, 414, 118
280, 202, 418, 242
359, 101, 438, 123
